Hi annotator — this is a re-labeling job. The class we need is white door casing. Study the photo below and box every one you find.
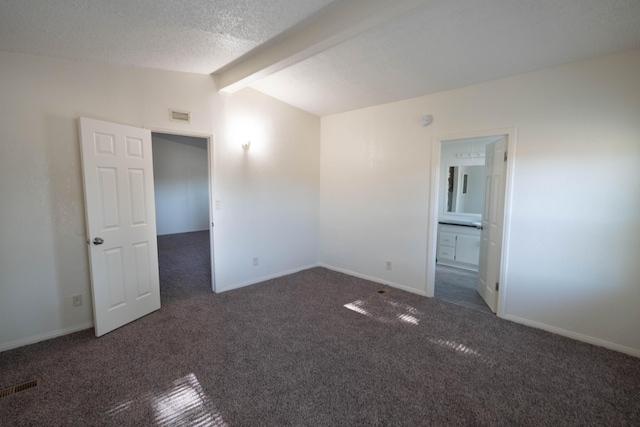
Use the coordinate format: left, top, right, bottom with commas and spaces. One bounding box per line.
79, 117, 161, 337
477, 137, 507, 313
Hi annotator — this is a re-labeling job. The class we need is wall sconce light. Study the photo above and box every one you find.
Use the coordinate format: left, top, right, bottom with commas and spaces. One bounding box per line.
242, 140, 251, 150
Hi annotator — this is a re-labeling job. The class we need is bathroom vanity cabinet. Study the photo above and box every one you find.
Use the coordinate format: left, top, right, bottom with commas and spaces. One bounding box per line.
437, 223, 481, 271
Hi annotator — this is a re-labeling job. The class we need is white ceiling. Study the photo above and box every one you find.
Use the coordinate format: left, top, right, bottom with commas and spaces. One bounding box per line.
2, 0, 640, 116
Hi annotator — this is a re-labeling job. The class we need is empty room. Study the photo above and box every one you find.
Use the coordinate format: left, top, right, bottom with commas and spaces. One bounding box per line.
1, 0, 639, 425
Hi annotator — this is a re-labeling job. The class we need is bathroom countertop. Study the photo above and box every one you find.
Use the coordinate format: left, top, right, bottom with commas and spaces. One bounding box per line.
438, 220, 482, 229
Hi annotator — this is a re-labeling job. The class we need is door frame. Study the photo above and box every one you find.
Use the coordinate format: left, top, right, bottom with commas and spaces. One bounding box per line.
146, 126, 216, 293
425, 127, 517, 317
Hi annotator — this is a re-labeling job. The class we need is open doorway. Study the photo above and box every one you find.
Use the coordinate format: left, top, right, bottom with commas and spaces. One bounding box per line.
426, 128, 516, 317
151, 132, 215, 300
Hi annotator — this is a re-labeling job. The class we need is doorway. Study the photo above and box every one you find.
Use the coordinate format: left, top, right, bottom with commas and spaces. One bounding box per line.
426, 128, 516, 317
151, 131, 215, 295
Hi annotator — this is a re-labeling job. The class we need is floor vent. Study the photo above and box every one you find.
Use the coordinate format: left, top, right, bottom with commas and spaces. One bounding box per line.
0, 378, 41, 399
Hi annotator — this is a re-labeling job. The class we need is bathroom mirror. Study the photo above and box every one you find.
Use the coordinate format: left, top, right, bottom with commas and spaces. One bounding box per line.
446, 165, 484, 214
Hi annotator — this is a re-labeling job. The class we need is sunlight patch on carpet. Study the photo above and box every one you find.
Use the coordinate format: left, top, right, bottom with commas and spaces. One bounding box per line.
428, 338, 479, 356
105, 400, 134, 416
151, 373, 227, 427
427, 337, 494, 364
105, 373, 227, 426
344, 297, 421, 326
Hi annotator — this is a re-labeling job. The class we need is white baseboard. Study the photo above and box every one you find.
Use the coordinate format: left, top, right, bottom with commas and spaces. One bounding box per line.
318, 263, 428, 297
216, 263, 321, 293
0, 322, 94, 353
502, 314, 640, 358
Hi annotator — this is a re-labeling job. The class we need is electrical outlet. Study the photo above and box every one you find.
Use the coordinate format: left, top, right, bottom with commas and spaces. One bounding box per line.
215, 200, 222, 210
386, 261, 392, 270
253, 257, 259, 266
72, 295, 82, 307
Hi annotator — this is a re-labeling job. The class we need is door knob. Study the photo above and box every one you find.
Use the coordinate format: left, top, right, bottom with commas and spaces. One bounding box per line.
93, 237, 104, 245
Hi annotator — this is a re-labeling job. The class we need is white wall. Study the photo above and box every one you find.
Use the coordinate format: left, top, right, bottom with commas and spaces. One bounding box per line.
152, 134, 209, 236
213, 89, 320, 291
0, 51, 320, 351
320, 49, 640, 356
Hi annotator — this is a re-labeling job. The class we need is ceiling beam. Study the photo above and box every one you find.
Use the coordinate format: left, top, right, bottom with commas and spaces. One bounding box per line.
214, 0, 432, 93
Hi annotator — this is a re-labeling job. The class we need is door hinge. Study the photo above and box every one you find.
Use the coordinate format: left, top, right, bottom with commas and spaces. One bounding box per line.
495, 282, 499, 291
504, 151, 508, 162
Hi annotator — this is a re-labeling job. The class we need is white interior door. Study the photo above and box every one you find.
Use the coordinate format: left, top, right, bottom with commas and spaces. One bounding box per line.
477, 137, 507, 313
79, 117, 161, 337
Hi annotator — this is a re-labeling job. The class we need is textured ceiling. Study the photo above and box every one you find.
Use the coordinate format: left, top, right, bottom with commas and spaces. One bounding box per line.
1, 0, 640, 116
0, 0, 336, 73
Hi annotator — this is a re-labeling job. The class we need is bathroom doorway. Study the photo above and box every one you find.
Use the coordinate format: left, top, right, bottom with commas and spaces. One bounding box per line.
426, 128, 516, 317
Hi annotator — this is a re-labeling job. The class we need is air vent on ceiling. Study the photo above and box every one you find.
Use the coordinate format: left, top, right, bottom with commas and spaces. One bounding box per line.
169, 109, 191, 123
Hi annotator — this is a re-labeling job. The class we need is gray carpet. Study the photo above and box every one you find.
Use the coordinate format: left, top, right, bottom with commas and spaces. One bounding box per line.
1, 231, 639, 425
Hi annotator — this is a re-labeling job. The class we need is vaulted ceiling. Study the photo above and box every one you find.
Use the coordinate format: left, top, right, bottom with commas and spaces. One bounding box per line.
2, 0, 640, 116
